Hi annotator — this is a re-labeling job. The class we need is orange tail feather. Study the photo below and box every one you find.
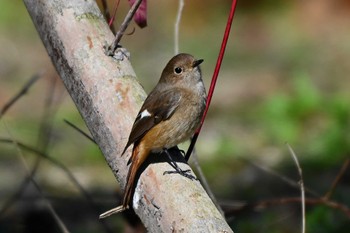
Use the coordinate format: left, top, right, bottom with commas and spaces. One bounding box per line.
122, 142, 150, 208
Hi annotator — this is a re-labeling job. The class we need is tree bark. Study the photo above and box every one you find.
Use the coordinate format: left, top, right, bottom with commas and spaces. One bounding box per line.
23, 0, 233, 232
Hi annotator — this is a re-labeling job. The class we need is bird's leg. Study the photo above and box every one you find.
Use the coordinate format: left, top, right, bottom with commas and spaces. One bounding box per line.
162, 148, 197, 180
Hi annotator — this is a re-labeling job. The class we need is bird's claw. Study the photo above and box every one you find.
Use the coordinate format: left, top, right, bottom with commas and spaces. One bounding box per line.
163, 169, 197, 180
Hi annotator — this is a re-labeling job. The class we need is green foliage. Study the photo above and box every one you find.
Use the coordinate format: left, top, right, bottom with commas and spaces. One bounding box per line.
0, 1, 34, 33
259, 72, 350, 166
307, 206, 350, 233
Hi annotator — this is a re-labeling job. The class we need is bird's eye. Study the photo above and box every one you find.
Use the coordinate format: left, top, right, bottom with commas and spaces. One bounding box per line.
174, 67, 182, 74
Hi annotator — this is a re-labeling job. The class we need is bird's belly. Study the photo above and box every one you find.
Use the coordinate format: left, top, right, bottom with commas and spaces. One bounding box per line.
145, 105, 203, 151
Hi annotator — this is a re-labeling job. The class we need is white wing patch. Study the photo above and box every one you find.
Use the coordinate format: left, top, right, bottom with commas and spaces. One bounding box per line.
140, 109, 152, 119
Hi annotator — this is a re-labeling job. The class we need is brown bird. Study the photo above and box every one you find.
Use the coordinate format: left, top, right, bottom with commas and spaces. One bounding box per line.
100, 53, 206, 217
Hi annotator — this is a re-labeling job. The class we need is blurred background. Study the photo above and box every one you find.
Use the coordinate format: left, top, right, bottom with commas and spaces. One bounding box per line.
0, 0, 349, 232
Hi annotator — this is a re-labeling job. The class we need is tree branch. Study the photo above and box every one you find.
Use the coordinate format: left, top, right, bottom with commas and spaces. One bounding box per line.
23, 0, 233, 231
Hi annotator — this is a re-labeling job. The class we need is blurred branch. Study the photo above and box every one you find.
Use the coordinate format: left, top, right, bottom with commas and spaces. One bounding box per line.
0, 137, 113, 233
0, 74, 114, 233
2, 122, 70, 233
29, 75, 62, 204
108, 0, 121, 33
260, 198, 350, 219
239, 156, 319, 196
0, 73, 55, 215
0, 73, 41, 119
36, 74, 62, 151
223, 197, 350, 219
64, 119, 96, 144
0, 138, 100, 209
174, 0, 184, 55
191, 148, 224, 216
223, 156, 350, 221
324, 158, 349, 200
100, 0, 112, 32
23, 0, 232, 231
286, 143, 305, 233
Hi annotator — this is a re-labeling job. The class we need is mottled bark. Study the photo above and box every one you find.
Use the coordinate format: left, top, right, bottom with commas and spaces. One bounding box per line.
23, 0, 233, 232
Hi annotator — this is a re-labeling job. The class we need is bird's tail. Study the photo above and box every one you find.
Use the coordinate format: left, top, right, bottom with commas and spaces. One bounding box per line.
122, 143, 149, 208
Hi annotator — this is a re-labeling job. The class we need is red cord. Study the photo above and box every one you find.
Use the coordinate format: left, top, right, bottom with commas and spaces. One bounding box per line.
185, 0, 238, 161
108, 0, 121, 27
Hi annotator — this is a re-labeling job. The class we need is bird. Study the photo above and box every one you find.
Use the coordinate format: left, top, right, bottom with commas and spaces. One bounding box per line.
100, 53, 206, 217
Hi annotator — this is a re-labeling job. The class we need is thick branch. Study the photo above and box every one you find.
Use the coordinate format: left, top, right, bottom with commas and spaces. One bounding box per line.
23, 0, 233, 232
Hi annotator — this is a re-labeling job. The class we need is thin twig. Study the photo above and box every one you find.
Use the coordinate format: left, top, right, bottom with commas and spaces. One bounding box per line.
100, 0, 114, 33
64, 119, 96, 144
223, 197, 350, 219
108, 0, 121, 31
324, 158, 349, 200
0, 74, 53, 217
100, 0, 110, 20
0, 73, 41, 119
105, 0, 143, 56
0, 138, 95, 204
239, 156, 319, 197
191, 148, 224, 216
257, 197, 350, 219
37, 75, 63, 151
0, 73, 48, 216
174, 0, 184, 55
286, 143, 305, 233
0, 76, 61, 218
0, 138, 114, 232
185, 0, 238, 161
2, 121, 70, 233
0, 161, 44, 218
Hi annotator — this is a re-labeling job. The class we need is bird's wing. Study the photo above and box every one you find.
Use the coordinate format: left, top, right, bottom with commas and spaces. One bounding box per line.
122, 89, 182, 154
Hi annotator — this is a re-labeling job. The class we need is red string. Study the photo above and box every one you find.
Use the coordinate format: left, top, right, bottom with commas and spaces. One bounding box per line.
185, 0, 238, 161
109, 0, 121, 27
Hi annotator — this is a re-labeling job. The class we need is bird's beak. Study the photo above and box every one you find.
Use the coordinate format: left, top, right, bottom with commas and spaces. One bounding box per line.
192, 59, 204, 68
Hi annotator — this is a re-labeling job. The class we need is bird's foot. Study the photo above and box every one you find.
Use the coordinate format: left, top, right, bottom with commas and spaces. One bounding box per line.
162, 148, 197, 180
163, 168, 197, 180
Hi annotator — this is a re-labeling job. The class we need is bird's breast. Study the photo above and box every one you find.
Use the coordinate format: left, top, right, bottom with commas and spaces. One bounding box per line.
143, 89, 206, 151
